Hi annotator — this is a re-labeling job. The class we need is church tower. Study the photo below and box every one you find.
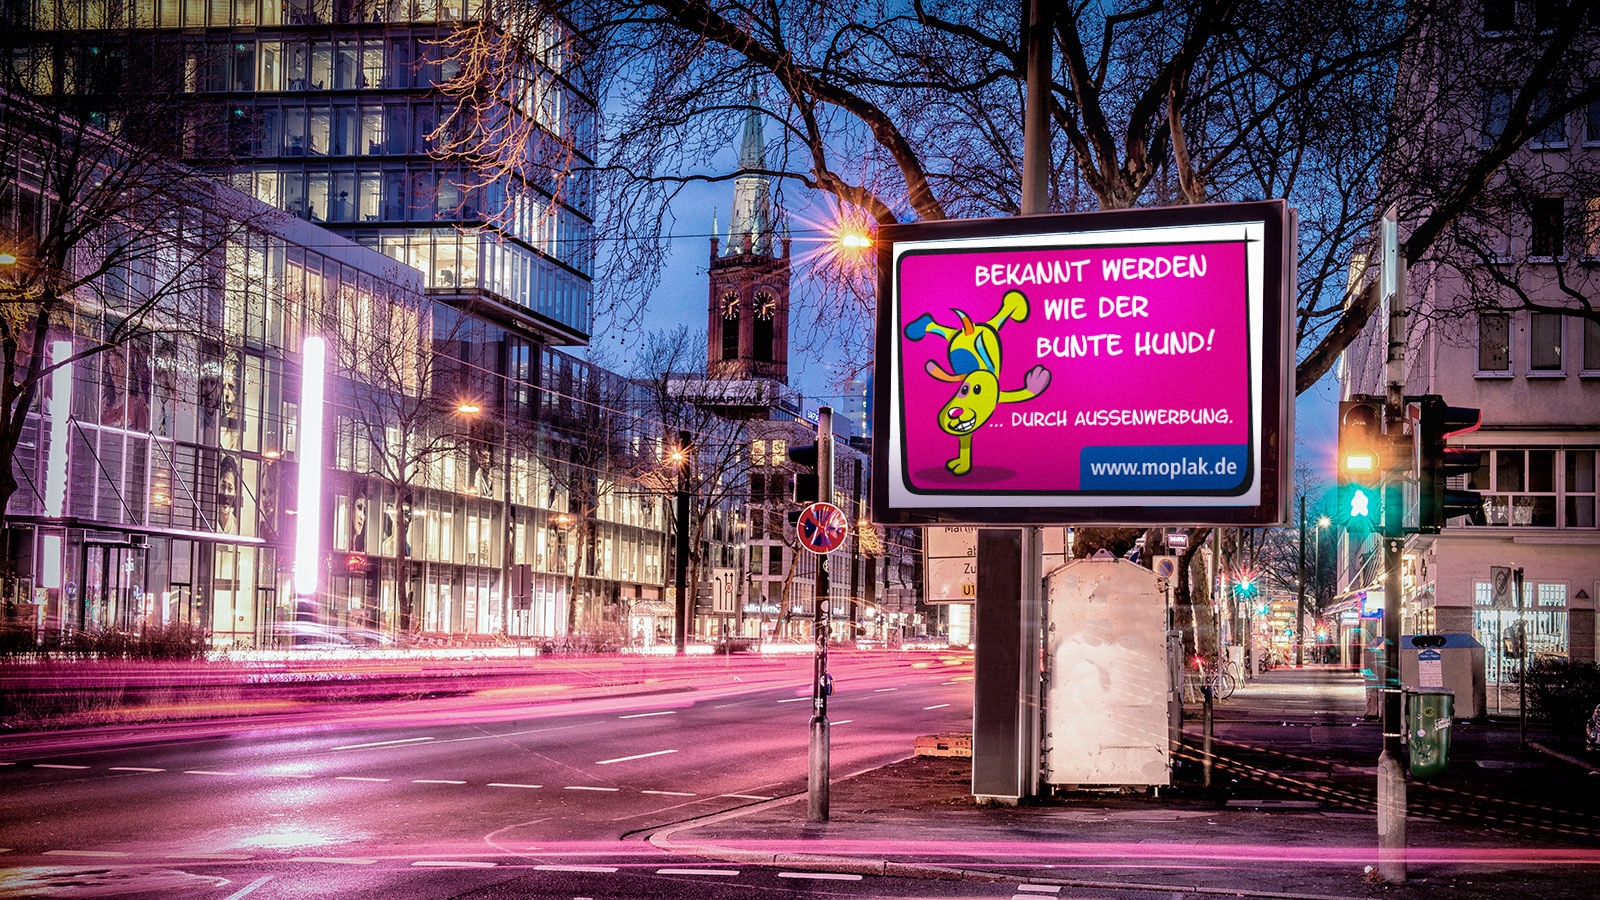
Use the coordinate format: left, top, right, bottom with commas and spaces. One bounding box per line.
708, 93, 791, 382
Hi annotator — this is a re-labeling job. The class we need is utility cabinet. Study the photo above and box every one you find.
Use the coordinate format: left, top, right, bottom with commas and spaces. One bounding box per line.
1042, 558, 1171, 788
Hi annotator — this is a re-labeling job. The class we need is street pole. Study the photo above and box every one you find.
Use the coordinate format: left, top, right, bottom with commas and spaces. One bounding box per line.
674, 429, 690, 656
1515, 566, 1526, 748
1296, 495, 1306, 667
808, 407, 834, 823
1376, 207, 1407, 884
500, 400, 513, 643
848, 458, 861, 646
1021, 0, 1051, 216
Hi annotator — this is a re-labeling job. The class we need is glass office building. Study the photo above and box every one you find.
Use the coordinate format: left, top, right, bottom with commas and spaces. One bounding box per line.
17, 0, 596, 344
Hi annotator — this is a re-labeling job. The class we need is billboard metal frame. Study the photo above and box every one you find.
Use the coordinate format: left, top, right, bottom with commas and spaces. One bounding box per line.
871, 201, 1295, 527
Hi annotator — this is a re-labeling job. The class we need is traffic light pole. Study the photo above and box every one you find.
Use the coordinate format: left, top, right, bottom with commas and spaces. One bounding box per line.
1377, 486, 1407, 883
1376, 210, 1407, 884
808, 408, 834, 823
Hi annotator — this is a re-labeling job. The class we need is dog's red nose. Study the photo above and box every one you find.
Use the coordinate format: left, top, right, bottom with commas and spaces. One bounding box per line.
947, 407, 963, 420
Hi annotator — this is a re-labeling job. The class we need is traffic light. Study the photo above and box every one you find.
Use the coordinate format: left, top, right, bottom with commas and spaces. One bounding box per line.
1415, 395, 1485, 531
1338, 397, 1385, 531
788, 443, 819, 503
1236, 579, 1258, 600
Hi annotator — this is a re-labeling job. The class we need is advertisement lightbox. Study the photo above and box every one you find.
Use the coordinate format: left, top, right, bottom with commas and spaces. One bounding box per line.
872, 201, 1294, 526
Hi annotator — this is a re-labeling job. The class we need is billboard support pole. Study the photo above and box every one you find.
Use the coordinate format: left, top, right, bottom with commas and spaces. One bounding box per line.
970, 0, 1052, 807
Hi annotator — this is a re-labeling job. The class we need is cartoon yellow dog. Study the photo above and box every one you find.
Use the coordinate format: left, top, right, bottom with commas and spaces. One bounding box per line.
905, 289, 1052, 476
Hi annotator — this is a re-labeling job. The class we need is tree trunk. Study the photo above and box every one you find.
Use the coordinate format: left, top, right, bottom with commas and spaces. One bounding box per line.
1173, 527, 1211, 659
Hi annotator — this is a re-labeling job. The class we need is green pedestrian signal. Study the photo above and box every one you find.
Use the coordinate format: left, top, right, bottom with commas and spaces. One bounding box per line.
1349, 484, 1374, 520
1339, 398, 1385, 532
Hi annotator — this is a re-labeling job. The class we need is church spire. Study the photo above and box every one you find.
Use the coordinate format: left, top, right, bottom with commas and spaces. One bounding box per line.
737, 87, 766, 172
726, 89, 775, 257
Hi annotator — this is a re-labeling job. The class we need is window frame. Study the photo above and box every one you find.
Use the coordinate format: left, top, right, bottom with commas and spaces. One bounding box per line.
1477, 311, 1513, 376
1581, 316, 1600, 376
1466, 446, 1596, 529
1528, 195, 1566, 261
1527, 310, 1565, 375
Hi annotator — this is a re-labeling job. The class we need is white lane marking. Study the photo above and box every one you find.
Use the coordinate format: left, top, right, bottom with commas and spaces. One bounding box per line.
184, 770, 237, 776
262, 773, 315, 779
832, 720, 853, 725
596, 749, 677, 765
168, 853, 253, 860
1017, 887, 1062, 894
657, 868, 739, 876
412, 860, 497, 868
45, 850, 130, 858
413, 779, 466, 785
487, 782, 542, 789
776, 697, 810, 703
536, 864, 618, 873
873, 687, 897, 692
779, 872, 862, 881
34, 764, 90, 770
109, 767, 164, 772
289, 856, 377, 865
222, 876, 273, 900
924, 703, 951, 710
942, 680, 960, 685
720, 793, 772, 800
640, 789, 696, 797
563, 785, 620, 792
618, 711, 676, 719
330, 737, 435, 751
0, 761, 13, 765
336, 776, 390, 782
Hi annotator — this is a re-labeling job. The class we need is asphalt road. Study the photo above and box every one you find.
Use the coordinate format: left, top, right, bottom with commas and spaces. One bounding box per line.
0, 651, 1025, 899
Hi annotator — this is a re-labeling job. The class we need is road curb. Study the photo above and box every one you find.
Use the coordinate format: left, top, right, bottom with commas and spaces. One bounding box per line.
647, 760, 1370, 900
1529, 740, 1600, 774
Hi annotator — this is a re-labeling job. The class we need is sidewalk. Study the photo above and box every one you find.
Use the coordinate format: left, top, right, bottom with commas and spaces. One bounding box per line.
655, 665, 1600, 899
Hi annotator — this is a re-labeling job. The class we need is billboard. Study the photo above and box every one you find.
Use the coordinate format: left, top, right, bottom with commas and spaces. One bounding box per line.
873, 202, 1294, 526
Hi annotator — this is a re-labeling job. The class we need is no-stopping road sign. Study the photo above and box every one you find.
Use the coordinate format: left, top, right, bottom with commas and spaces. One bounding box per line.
796, 501, 849, 554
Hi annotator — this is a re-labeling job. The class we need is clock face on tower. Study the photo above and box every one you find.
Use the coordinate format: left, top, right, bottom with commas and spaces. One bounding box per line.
721, 289, 740, 319
754, 290, 777, 320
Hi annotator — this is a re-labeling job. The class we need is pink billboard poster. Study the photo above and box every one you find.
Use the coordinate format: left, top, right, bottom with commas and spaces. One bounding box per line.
895, 239, 1254, 498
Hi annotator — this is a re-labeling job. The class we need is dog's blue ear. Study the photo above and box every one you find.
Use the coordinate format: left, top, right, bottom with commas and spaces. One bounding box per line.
948, 348, 981, 375
905, 313, 936, 340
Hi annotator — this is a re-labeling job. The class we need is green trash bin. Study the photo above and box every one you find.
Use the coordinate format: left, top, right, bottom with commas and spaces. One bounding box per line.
1407, 689, 1454, 780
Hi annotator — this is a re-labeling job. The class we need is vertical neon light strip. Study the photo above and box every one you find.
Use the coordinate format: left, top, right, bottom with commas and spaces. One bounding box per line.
44, 340, 72, 517
294, 336, 327, 598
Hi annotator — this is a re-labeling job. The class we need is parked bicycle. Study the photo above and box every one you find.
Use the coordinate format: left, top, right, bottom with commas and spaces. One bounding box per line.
1183, 655, 1237, 702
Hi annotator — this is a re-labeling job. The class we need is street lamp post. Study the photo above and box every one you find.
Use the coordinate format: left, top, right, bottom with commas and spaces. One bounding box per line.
1296, 495, 1306, 667
672, 431, 691, 656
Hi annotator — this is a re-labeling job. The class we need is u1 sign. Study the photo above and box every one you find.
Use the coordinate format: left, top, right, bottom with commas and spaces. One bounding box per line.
872, 201, 1294, 527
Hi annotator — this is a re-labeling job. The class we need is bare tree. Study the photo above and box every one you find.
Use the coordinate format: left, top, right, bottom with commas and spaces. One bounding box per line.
519, 348, 651, 635
437, 1, 1600, 656
0, 97, 255, 527
311, 279, 482, 635
631, 326, 752, 633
